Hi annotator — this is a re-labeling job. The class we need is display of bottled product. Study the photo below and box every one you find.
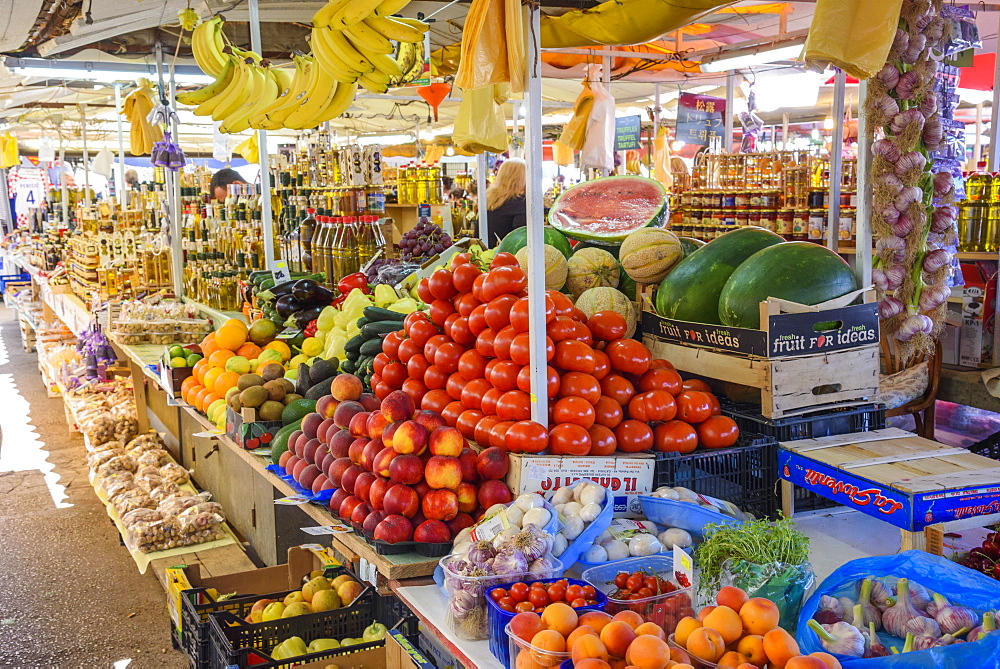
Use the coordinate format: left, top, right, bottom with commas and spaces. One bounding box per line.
957, 162, 1000, 252
394, 163, 445, 204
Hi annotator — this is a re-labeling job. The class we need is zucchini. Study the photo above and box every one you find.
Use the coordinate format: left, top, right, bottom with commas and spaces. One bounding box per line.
363, 306, 407, 322
342, 358, 357, 374
355, 317, 370, 328
362, 321, 402, 338
359, 338, 384, 357
345, 334, 365, 354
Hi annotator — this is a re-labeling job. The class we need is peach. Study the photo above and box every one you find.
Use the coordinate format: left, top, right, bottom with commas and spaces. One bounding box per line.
361, 439, 385, 471
359, 392, 380, 412
291, 458, 309, 481
278, 450, 293, 468
510, 611, 544, 643
429, 426, 465, 457
329, 428, 353, 457
702, 605, 742, 644
458, 447, 479, 482
762, 628, 799, 669
476, 446, 509, 480
317, 418, 337, 444
327, 489, 348, 515
350, 501, 372, 525
612, 610, 644, 630
736, 634, 766, 667
348, 437, 369, 465
383, 483, 420, 517
327, 457, 352, 487
333, 400, 364, 429
369, 477, 392, 510
316, 395, 339, 419
374, 447, 400, 478
298, 464, 321, 489
373, 514, 413, 543
623, 634, 669, 669
686, 627, 725, 663
349, 411, 371, 438
340, 464, 363, 494
388, 454, 424, 485
785, 658, 829, 669
412, 409, 447, 433
809, 652, 842, 669
566, 625, 598, 651
292, 433, 308, 457
338, 494, 362, 520
455, 482, 478, 513
382, 420, 404, 449
673, 616, 701, 646
478, 479, 513, 507
367, 411, 390, 439
530, 629, 566, 667
633, 622, 666, 640
573, 660, 611, 669
716, 585, 749, 612
425, 455, 463, 489
578, 611, 613, 634
393, 420, 429, 455
331, 373, 363, 401
740, 598, 780, 636
541, 602, 579, 638
381, 389, 415, 422
362, 509, 387, 536
600, 621, 636, 659
354, 471, 377, 502
302, 412, 323, 439
421, 489, 458, 521
697, 606, 715, 621
717, 651, 750, 668
571, 634, 609, 664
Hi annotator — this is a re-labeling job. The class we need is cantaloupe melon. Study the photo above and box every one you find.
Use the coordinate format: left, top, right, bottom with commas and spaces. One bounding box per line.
620, 228, 684, 284
515, 244, 568, 290
575, 287, 637, 338
566, 247, 619, 298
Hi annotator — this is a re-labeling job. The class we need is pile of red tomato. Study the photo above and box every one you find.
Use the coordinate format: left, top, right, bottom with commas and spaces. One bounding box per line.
610, 571, 681, 601
490, 579, 600, 614
368, 251, 740, 455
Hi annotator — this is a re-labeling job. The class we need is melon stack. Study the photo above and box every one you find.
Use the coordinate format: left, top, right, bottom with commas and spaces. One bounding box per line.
620, 228, 685, 286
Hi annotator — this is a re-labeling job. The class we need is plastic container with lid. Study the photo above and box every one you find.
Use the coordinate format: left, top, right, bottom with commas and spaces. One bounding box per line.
175, 318, 212, 334
507, 623, 571, 669
667, 633, 720, 669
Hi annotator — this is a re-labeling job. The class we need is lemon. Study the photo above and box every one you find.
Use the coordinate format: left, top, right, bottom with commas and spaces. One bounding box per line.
258, 348, 284, 365
168, 345, 186, 359
170, 356, 188, 368
207, 399, 227, 423
288, 353, 309, 368
249, 358, 260, 371
186, 353, 203, 366
302, 337, 324, 357
225, 355, 251, 375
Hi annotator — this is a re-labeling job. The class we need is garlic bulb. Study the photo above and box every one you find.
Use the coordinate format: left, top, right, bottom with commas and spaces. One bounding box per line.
882, 578, 925, 638
931, 593, 980, 635
908, 581, 932, 610
865, 623, 891, 658
968, 611, 996, 642
904, 615, 940, 638
807, 620, 865, 657
818, 595, 845, 619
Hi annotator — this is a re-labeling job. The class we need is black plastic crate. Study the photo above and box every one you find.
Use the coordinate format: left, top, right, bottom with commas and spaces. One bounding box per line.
206, 567, 374, 669
969, 431, 1000, 460
793, 485, 841, 513
652, 432, 780, 519
179, 565, 346, 669
723, 403, 886, 442
376, 592, 420, 637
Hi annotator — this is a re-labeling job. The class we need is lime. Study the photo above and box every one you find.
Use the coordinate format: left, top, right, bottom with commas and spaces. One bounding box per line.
168, 345, 186, 359
301, 336, 324, 357
285, 368, 298, 380
185, 353, 203, 366
170, 356, 188, 368
248, 318, 278, 346
225, 355, 251, 375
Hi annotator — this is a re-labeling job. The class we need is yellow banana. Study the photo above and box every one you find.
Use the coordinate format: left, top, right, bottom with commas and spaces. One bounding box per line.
284, 64, 338, 129
364, 67, 390, 86
219, 62, 267, 132
313, 81, 358, 124
192, 17, 227, 77
211, 57, 252, 121
224, 65, 278, 133
271, 66, 293, 93
358, 74, 388, 94
231, 45, 263, 63
311, 0, 353, 28
176, 56, 234, 106
332, 0, 382, 28
323, 26, 375, 74
365, 16, 427, 43
265, 57, 315, 127
252, 57, 307, 129
359, 46, 402, 78
344, 20, 394, 55
311, 28, 364, 83
374, 0, 412, 17
193, 55, 239, 116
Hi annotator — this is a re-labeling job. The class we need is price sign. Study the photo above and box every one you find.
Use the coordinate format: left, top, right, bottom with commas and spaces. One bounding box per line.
276, 327, 300, 340
676, 93, 727, 147
270, 259, 291, 284
673, 545, 694, 589
469, 509, 510, 542
275, 494, 311, 505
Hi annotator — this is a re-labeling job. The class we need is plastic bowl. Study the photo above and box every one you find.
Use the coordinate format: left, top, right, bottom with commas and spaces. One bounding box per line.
544, 480, 615, 568
667, 633, 721, 669
506, 622, 571, 669
639, 495, 743, 537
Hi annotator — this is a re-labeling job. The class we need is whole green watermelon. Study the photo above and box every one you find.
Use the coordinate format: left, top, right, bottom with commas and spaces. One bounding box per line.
718, 242, 860, 329
655, 227, 784, 324
497, 227, 573, 258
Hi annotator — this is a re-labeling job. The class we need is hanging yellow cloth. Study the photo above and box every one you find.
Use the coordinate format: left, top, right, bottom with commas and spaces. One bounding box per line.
121, 79, 163, 156
234, 134, 258, 164
802, 0, 904, 79
559, 79, 594, 151
652, 126, 673, 191
0, 132, 19, 168
552, 140, 574, 167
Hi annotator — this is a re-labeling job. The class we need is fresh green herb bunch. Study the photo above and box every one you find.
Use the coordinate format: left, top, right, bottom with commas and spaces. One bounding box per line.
694, 516, 810, 595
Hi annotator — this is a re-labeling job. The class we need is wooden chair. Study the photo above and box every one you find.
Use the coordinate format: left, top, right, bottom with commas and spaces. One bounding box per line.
880, 337, 942, 440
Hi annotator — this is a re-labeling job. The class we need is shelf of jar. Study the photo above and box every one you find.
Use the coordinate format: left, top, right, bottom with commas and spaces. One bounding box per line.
836, 246, 999, 261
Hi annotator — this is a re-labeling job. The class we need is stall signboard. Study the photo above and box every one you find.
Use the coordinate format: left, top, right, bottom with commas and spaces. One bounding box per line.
614, 115, 642, 151
676, 93, 726, 147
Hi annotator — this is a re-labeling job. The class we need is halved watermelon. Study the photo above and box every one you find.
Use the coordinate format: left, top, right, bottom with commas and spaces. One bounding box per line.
548, 176, 667, 243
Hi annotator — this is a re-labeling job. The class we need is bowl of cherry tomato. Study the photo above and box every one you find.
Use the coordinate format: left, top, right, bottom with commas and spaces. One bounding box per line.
582, 556, 695, 637
485, 577, 607, 667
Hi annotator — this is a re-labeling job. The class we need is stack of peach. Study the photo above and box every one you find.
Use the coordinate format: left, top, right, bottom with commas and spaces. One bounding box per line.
672, 586, 841, 669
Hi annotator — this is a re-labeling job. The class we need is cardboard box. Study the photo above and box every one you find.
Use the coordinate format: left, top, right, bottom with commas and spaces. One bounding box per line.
226, 405, 284, 449
506, 453, 655, 518
418, 624, 460, 669
385, 630, 436, 669
294, 646, 387, 668
959, 261, 998, 368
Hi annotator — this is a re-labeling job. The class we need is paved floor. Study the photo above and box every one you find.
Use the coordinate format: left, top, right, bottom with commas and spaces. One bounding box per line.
0, 306, 187, 669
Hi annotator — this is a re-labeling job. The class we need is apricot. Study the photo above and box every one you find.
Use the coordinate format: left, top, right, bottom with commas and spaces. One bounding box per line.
567, 625, 598, 651
511, 611, 544, 643
697, 606, 716, 621
669, 645, 693, 664
515, 649, 546, 669
624, 634, 670, 669
716, 585, 749, 611
736, 664, 758, 669
579, 610, 614, 634
739, 597, 780, 636
736, 634, 767, 666
717, 651, 751, 668
702, 605, 743, 644
673, 616, 702, 646
673, 665, 695, 669
574, 660, 612, 669
608, 658, 628, 669
612, 610, 645, 630
762, 628, 800, 669
633, 622, 666, 640
572, 634, 610, 664
809, 652, 843, 669
786, 657, 829, 669
686, 627, 725, 663
601, 621, 638, 658
541, 602, 579, 638
530, 629, 567, 667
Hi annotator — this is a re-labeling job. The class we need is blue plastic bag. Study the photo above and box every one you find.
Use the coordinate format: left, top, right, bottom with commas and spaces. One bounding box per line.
797, 550, 1000, 668
544, 479, 614, 569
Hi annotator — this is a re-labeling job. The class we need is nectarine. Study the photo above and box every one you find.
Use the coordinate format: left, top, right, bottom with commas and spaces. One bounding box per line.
578, 610, 613, 634
702, 605, 742, 644
571, 633, 610, 664
740, 597, 780, 636
685, 627, 725, 663
623, 634, 669, 669
716, 585, 749, 611
762, 628, 799, 669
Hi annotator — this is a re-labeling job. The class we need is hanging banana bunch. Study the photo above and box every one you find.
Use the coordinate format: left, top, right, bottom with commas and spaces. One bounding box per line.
122, 79, 163, 155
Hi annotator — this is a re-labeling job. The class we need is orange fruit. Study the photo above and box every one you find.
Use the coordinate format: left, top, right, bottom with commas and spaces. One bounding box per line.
201, 392, 221, 411
182, 383, 203, 405
195, 387, 214, 412
223, 318, 248, 333
263, 339, 292, 362
180, 376, 198, 395
192, 359, 211, 384
209, 349, 236, 367
215, 325, 247, 352
237, 342, 263, 360
214, 371, 241, 396
202, 367, 225, 395
201, 332, 219, 357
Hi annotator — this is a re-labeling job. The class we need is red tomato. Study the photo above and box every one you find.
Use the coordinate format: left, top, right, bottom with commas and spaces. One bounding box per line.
429, 299, 456, 327
559, 372, 601, 404
696, 415, 740, 449
565, 584, 585, 602
416, 277, 434, 303
458, 349, 488, 381
582, 585, 596, 598
630, 390, 677, 422
569, 307, 588, 323
517, 365, 560, 399
547, 317, 580, 342
588, 424, 617, 456
528, 589, 550, 608
449, 252, 472, 271
456, 409, 484, 439
588, 311, 628, 341
480, 388, 503, 416
441, 401, 465, 427
570, 322, 594, 346
428, 269, 457, 301
676, 390, 713, 423
468, 304, 489, 336
455, 292, 481, 318
593, 395, 623, 429
382, 362, 407, 389
490, 251, 520, 269
453, 263, 482, 294
682, 379, 713, 393
591, 349, 611, 380
489, 588, 506, 602
488, 360, 521, 392
552, 396, 596, 429
489, 421, 515, 449
475, 328, 497, 358
434, 342, 465, 374
553, 340, 596, 374
638, 368, 683, 395
614, 420, 654, 453
446, 373, 468, 401
374, 382, 392, 400
606, 339, 653, 376
406, 353, 431, 381
472, 273, 488, 302
653, 420, 698, 454
405, 310, 428, 332
706, 393, 722, 416
373, 353, 390, 377
485, 294, 519, 331
600, 374, 636, 406
515, 601, 534, 613
492, 325, 518, 361
509, 333, 554, 367
509, 582, 530, 602
382, 331, 403, 361
651, 358, 675, 370
510, 294, 555, 332
397, 337, 422, 364
424, 334, 451, 363
482, 266, 527, 302
401, 377, 427, 405
421, 389, 452, 414
447, 315, 475, 346
549, 423, 592, 456
475, 415, 502, 448
546, 289, 575, 317
496, 390, 531, 422
424, 364, 449, 390
498, 597, 516, 613
461, 378, 492, 410
547, 582, 566, 602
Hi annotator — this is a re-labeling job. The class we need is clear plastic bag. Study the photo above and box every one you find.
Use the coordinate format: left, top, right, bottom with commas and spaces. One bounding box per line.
101, 472, 135, 499
113, 490, 156, 515
83, 414, 118, 447
719, 560, 814, 634
159, 462, 190, 485
134, 471, 164, 492
126, 432, 165, 454
149, 482, 181, 504
121, 507, 162, 527
88, 447, 125, 471
157, 492, 211, 516
135, 449, 170, 468
97, 454, 136, 478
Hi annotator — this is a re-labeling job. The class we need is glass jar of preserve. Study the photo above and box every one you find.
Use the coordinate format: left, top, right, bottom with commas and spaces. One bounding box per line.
761, 209, 778, 233
777, 209, 794, 237
807, 209, 827, 243
792, 210, 809, 241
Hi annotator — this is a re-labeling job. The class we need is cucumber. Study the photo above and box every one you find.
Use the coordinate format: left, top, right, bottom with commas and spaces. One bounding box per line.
269, 419, 302, 464
359, 338, 384, 357
356, 317, 370, 328
363, 306, 407, 322
342, 358, 357, 374
345, 334, 365, 354
362, 321, 402, 338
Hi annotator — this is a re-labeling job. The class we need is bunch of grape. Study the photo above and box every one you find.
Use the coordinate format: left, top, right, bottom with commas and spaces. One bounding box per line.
399, 222, 452, 261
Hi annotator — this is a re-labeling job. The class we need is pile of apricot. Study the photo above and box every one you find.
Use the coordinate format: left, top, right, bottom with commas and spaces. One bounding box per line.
672, 586, 841, 669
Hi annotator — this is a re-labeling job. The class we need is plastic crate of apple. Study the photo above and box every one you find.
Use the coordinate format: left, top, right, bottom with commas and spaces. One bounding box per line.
369, 251, 740, 454
280, 372, 514, 544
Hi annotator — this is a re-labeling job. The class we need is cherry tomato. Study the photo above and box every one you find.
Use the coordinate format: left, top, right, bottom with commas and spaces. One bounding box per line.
489, 420, 515, 449
587, 311, 628, 341
591, 349, 611, 380
548, 423, 591, 456
584, 599, 597, 606
515, 601, 535, 613
554, 579, 568, 588
453, 263, 482, 293
696, 415, 740, 449
582, 585, 596, 598
639, 368, 683, 395
496, 390, 531, 422
676, 390, 713, 423
558, 372, 601, 404
485, 294, 519, 331
509, 582, 530, 602
570, 597, 587, 608
637, 587, 654, 598
553, 396, 596, 429
614, 573, 629, 589
427, 299, 455, 327
498, 597, 517, 613
606, 339, 653, 376
653, 420, 699, 454
565, 584, 585, 602
489, 588, 506, 602
468, 304, 489, 335
529, 589, 550, 608
553, 340, 596, 374
534, 608, 545, 614
600, 374, 636, 406
682, 379, 713, 393
547, 583, 567, 603
614, 420, 654, 453
588, 424, 617, 456
626, 574, 643, 591
517, 365, 560, 399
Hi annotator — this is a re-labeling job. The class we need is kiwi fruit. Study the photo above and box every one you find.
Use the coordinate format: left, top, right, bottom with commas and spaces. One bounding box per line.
263, 379, 287, 402
258, 400, 284, 421
240, 385, 268, 408
260, 362, 286, 382
225, 387, 242, 411
282, 393, 303, 406
237, 373, 265, 391
280, 378, 296, 394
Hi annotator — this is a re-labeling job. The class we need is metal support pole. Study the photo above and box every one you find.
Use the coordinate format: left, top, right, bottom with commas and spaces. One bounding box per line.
603, 55, 613, 176
724, 72, 736, 153
59, 144, 68, 226
827, 70, 846, 253
974, 101, 984, 168
525, 4, 548, 425
990, 50, 1000, 171
782, 113, 789, 151
80, 107, 90, 204
114, 84, 127, 207
855, 80, 873, 286
168, 63, 184, 298
155, 41, 183, 297
476, 152, 489, 244
249, 0, 275, 268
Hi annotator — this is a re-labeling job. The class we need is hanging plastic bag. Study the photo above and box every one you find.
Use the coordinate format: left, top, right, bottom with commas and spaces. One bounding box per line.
559, 79, 595, 151
796, 550, 1000, 667
719, 560, 814, 634
91, 148, 114, 178
552, 140, 574, 167
2, 132, 21, 168
652, 126, 673, 190
580, 65, 615, 172
454, 0, 509, 90
802, 0, 904, 79
453, 85, 509, 155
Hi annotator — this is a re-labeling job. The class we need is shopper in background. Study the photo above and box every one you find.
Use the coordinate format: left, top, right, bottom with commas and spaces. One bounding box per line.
485, 158, 526, 246
210, 168, 248, 202
124, 169, 139, 190
449, 187, 467, 204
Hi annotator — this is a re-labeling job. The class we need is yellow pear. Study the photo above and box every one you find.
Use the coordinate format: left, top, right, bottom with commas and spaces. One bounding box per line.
283, 591, 306, 606
302, 575, 332, 603
281, 602, 312, 618
311, 588, 342, 612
